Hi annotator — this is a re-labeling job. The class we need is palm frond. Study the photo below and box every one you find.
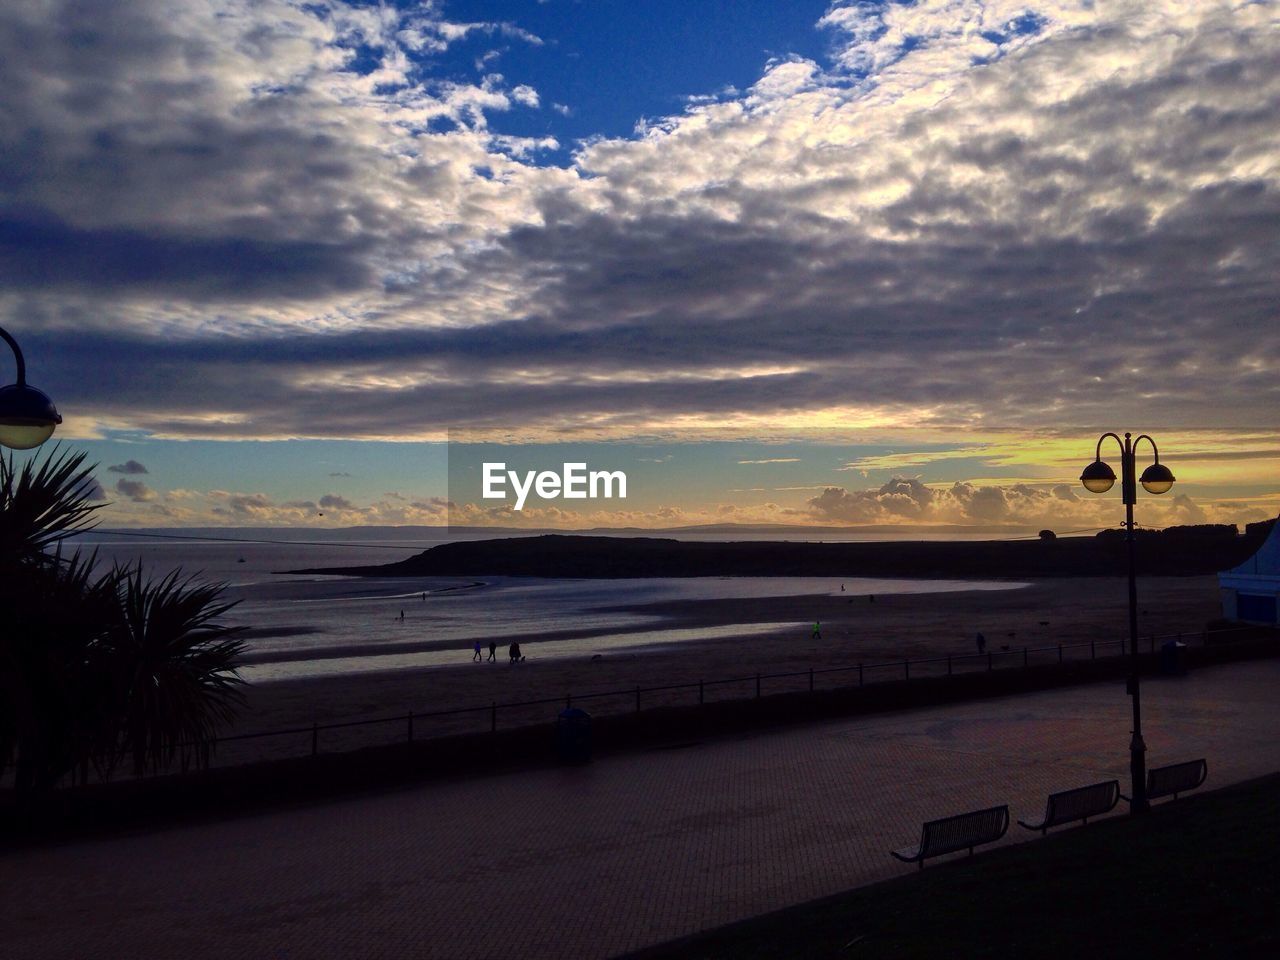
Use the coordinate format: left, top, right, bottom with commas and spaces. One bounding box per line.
0, 444, 103, 564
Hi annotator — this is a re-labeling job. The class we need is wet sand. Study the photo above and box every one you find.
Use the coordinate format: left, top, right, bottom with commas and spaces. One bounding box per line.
217, 576, 1223, 765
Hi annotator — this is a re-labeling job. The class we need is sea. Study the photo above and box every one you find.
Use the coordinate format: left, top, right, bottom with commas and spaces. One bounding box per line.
65, 528, 1027, 683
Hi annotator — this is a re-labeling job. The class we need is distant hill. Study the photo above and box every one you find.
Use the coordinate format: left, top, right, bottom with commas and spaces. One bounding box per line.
290, 524, 1269, 579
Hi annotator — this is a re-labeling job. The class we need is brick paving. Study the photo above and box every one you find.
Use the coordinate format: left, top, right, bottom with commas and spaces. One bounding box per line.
5, 659, 1279, 960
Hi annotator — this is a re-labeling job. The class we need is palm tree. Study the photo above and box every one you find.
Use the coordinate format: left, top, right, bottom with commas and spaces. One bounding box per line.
105, 565, 246, 776
1, 547, 118, 795
1, 447, 110, 794
1, 446, 246, 803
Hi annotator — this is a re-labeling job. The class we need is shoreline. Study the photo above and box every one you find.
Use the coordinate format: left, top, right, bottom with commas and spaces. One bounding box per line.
221, 576, 1223, 767
237, 578, 1028, 665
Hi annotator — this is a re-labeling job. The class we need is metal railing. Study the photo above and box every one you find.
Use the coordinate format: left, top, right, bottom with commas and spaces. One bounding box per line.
179, 623, 1270, 771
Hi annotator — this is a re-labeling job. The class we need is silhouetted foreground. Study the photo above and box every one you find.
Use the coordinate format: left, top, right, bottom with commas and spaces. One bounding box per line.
619, 772, 1280, 960
293, 525, 1271, 579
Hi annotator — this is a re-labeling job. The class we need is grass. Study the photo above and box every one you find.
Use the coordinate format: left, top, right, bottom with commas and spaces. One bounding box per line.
619, 774, 1280, 959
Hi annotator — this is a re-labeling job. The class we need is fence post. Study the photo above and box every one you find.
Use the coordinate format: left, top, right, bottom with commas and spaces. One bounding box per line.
987, 652, 993, 671
756, 673, 761, 698
311, 723, 318, 757
1023, 648, 1028, 668
408, 710, 414, 742
491, 701, 497, 734
635, 685, 641, 713
1149, 635, 1155, 654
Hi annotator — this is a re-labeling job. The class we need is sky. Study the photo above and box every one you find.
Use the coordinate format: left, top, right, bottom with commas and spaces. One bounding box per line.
1, 0, 1277, 531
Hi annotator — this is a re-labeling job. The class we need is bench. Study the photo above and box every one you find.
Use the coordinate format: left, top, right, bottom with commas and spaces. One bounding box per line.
891, 805, 1009, 870
1018, 780, 1120, 834
1121, 759, 1207, 803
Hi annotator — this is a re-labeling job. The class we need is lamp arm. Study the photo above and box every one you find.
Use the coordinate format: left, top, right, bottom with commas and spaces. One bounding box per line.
1132, 434, 1160, 464
0, 325, 27, 386
1095, 432, 1124, 461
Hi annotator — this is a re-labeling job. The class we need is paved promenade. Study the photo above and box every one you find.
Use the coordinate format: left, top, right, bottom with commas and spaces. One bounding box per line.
6, 659, 1279, 960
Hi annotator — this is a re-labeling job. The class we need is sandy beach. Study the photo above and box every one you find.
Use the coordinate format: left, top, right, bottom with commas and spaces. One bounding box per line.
215, 575, 1224, 766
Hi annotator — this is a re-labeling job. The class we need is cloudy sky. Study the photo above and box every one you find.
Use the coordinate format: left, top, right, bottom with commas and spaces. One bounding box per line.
2, 0, 1277, 530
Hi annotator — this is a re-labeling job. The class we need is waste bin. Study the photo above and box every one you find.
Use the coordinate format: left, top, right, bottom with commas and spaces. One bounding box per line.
556, 707, 592, 763
1160, 640, 1188, 676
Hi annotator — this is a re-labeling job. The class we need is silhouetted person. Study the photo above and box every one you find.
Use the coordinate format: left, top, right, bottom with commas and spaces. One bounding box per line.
869, 594, 875, 603
812, 621, 822, 640
976, 632, 986, 654
509, 640, 522, 663
841, 583, 845, 592
472, 640, 483, 662
488, 641, 497, 662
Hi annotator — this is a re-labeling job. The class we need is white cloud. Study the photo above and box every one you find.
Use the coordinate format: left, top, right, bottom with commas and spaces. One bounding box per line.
805, 476, 1263, 529
0, 0, 1275, 482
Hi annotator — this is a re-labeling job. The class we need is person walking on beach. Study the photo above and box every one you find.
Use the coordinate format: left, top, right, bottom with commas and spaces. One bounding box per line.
811, 620, 822, 640
975, 632, 986, 654
509, 640, 522, 663
472, 640, 483, 662
488, 640, 497, 662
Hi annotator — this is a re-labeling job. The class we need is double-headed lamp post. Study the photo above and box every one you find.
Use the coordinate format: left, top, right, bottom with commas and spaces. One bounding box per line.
0, 325, 62, 450
1080, 432, 1175, 814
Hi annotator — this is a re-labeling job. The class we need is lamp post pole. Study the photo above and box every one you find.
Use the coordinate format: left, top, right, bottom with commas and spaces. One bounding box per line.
1082, 431, 1175, 816
1120, 434, 1148, 815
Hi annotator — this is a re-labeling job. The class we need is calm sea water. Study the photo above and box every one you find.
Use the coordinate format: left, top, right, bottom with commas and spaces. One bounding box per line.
67, 531, 1025, 682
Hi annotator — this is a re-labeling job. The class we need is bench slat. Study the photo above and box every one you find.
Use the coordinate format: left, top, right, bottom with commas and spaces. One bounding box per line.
1147, 759, 1207, 800
1018, 780, 1120, 834
891, 804, 1009, 869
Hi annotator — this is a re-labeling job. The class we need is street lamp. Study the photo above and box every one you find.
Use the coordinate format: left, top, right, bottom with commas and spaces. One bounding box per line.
0, 326, 62, 450
1080, 431, 1175, 814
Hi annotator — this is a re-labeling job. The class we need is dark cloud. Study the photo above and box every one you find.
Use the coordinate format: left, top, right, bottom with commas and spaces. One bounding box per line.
81, 477, 108, 501
0, 214, 374, 300
318, 493, 356, 510
114, 478, 154, 502
107, 459, 148, 474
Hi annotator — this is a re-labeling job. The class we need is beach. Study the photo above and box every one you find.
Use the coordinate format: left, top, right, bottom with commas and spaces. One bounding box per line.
216, 575, 1223, 766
